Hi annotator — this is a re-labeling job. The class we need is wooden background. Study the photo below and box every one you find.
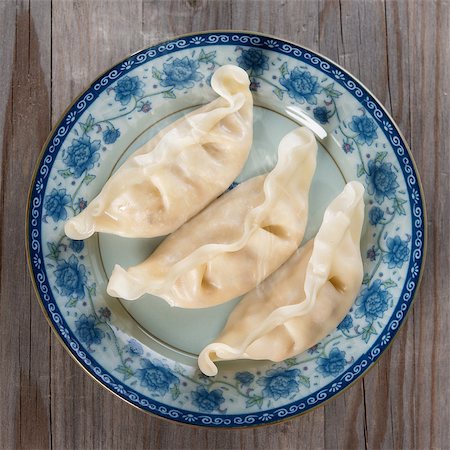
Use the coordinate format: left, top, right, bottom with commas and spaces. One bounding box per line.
1, 0, 449, 449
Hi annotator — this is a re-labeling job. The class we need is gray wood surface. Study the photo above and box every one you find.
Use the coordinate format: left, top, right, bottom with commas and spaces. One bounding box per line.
0, 0, 449, 448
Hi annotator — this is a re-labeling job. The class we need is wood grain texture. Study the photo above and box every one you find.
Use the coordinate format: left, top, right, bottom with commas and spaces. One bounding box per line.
0, 0, 448, 449
0, 1, 52, 449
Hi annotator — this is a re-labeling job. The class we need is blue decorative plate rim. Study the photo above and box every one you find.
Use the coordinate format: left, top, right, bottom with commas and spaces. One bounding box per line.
26, 30, 426, 427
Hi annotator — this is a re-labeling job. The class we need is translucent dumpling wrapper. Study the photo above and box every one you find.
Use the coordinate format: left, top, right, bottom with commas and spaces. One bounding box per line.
198, 181, 365, 376
107, 127, 318, 308
64, 65, 253, 239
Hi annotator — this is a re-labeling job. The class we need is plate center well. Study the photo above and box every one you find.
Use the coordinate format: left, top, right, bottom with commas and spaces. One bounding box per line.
98, 106, 346, 356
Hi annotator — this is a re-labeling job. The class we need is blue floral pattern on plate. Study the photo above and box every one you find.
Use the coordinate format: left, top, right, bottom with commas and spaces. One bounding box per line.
136, 359, 180, 396
280, 67, 321, 104
161, 57, 203, 90
27, 32, 425, 427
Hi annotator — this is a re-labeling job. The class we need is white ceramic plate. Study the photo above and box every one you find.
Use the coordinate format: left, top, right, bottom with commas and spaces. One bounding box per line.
27, 31, 426, 427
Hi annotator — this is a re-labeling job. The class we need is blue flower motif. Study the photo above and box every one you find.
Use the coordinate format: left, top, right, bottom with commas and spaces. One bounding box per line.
75, 314, 105, 346
112, 384, 126, 395
136, 359, 179, 395
383, 235, 410, 269
98, 307, 111, 320
257, 368, 300, 400
69, 239, 84, 253
63, 135, 101, 178
307, 344, 320, 354
44, 188, 71, 222
366, 160, 399, 204
124, 338, 144, 356
313, 106, 330, 124
366, 245, 379, 261
236, 48, 269, 76
369, 206, 384, 226
103, 127, 120, 145
342, 137, 355, 154
355, 280, 392, 322
114, 76, 144, 105
161, 57, 203, 90
55, 255, 86, 299
280, 68, 321, 104
317, 348, 346, 377
77, 197, 87, 211
191, 386, 225, 412
235, 371, 255, 386
249, 80, 261, 92
138, 100, 152, 113
349, 115, 378, 145
328, 381, 342, 393
190, 36, 205, 45
337, 315, 353, 332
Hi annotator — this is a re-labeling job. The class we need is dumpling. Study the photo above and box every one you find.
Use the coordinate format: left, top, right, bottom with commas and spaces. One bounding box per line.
107, 127, 318, 308
198, 181, 364, 376
64, 65, 253, 239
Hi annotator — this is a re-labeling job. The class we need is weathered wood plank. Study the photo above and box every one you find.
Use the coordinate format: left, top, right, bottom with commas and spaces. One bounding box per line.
0, 0, 52, 449
50, 2, 146, 449
0, 3, 17, 449
0, 0, 16, 194
230, 3, 327, 449
317, 3, 369, 449
142, 0, 232, 43
51, 0, 143, 121
1, 0, 447, 448
357, 2, 416, 449
332, 1, 396, 449
361, 0, 450, 448
47, 1, 191, 442
407, 1, 450, 449
229, 0, 319, 48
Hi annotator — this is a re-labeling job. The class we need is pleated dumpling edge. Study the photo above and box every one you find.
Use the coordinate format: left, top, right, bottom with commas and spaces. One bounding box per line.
198, 181, 365, 376
107, 127, 318, 308
64, 64, 253, 240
